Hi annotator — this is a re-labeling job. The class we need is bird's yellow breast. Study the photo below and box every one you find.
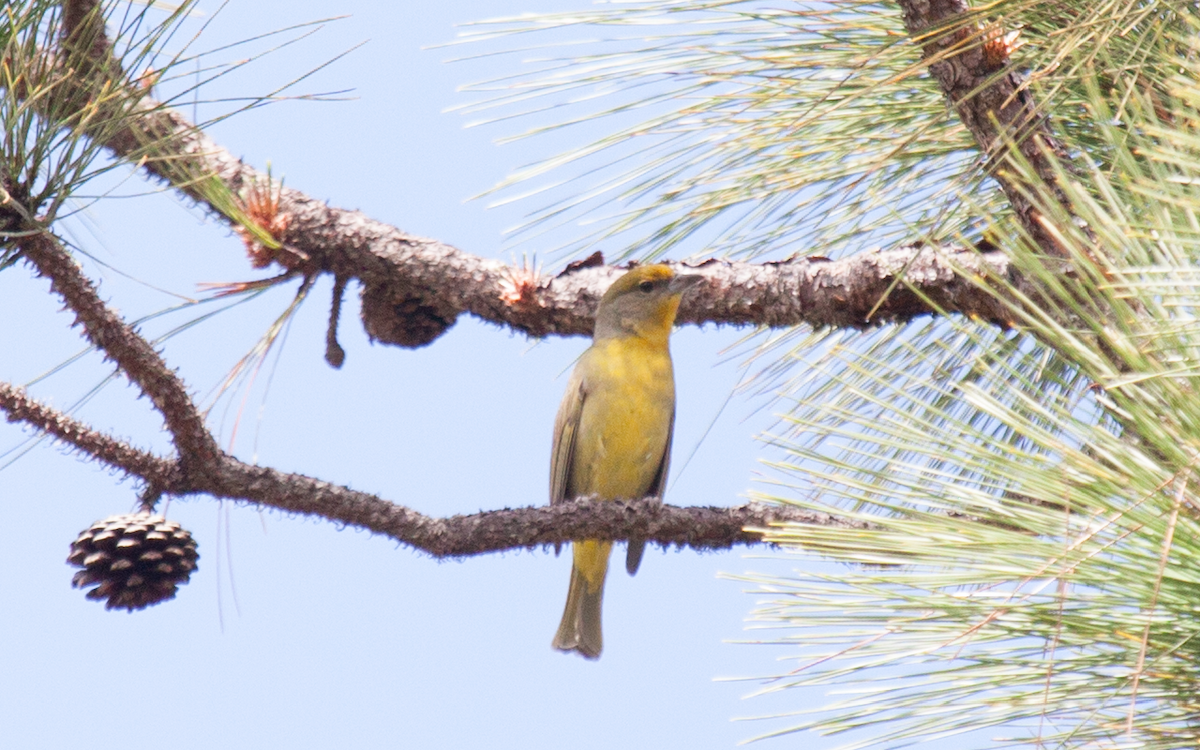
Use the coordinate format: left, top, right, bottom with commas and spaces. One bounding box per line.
569, 336, 675, 501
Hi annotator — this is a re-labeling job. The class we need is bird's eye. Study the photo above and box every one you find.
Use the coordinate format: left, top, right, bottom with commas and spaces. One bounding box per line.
638, 280, 655, 293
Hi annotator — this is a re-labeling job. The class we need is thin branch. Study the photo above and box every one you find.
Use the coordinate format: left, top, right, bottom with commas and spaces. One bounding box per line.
325, 273, 347, 368
1128, 476, 1185, 732
200, 461, 867, 557
17, 228, 221, 470
0, 382, 177, 484
0, 378, 857, 555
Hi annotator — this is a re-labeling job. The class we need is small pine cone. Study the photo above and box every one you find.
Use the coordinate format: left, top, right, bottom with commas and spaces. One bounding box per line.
67, 513, 199, 611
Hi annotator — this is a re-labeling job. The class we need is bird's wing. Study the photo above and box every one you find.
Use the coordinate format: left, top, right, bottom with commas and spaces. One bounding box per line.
647, 406, 674, 501
550, 367, 586, 507
625, 406, 673, 576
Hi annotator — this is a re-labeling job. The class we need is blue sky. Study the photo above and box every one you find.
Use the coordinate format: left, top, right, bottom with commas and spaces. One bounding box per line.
0, 2, 850, 748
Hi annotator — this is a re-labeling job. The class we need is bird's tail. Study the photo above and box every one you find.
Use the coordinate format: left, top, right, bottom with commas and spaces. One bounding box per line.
552, 541, 609, 659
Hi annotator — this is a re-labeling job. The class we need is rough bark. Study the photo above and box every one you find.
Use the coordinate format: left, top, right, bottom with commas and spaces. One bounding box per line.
29, 2, 1021, 350
0, 379, 860, 556
898, 0, 1072, 257
84, 89, 1019, 343
0, 382, 178, 485
19, 231, 220, 472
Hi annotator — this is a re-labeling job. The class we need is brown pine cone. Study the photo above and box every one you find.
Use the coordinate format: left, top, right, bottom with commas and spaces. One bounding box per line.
67, 512, 199, 611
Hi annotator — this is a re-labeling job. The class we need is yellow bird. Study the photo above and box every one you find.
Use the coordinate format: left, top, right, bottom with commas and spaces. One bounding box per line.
550, 264, 701, 659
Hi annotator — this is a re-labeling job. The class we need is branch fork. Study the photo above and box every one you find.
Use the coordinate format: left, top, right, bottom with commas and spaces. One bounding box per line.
0, 0, 1076, 560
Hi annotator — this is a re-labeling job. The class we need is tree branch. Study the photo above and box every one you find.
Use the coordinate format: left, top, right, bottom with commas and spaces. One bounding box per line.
199, 462, 865, 557
17, 229, 221, 470
0, 382, 177, 484
29, 10, 1018, 349
0, 2, 1027, 564
0, 378, 855, 555
898, 0, 1072, 257
88, 90, 1018, 341
60, 0, 112, 74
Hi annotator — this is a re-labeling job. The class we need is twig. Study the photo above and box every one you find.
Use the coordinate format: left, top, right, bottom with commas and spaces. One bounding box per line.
325, 274, 347, 368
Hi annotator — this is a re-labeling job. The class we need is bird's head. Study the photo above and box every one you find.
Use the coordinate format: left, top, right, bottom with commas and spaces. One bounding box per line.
593, 264, 702, 342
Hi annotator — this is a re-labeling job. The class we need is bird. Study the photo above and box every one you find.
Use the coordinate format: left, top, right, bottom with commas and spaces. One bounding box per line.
550, 263, 701, 659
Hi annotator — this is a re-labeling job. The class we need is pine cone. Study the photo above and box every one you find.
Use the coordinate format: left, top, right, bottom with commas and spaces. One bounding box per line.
67, 513, 199, 611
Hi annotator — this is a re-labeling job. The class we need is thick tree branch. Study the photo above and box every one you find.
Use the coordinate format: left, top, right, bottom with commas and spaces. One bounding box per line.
898, 0, 1072, 257
60, 0, 112, 74
86, 91, 1018, 341
27, 15, 1019, 349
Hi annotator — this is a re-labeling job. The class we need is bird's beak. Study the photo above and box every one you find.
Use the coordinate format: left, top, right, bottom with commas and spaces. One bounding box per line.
668, 273, 704, 295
